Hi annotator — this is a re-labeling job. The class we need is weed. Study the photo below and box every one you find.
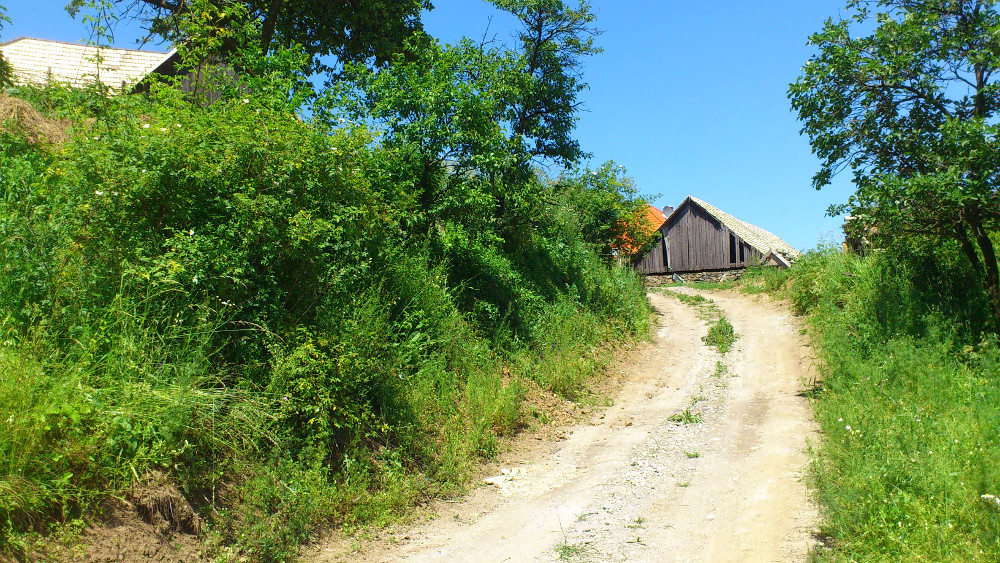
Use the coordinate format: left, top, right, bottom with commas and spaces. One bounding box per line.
685, 451, 700, 459
626, 516, 645, 529
677, 482, 690, 487
673, 292, 710, 306
712, 361, 728, 378
555, 540, 591, 560
703, 316, 737, 354
667, 409, 703, 424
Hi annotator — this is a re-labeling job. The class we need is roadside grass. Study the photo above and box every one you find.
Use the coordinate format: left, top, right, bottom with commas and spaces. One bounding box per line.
740, 266, 791, 295
782, 246, 1000, 561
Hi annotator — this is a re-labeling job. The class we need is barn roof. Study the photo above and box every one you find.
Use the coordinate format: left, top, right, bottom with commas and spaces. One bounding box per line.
680, 196, 801, 261
0, 37, 175, 92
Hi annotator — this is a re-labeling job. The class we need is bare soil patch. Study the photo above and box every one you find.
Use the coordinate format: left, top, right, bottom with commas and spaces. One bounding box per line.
21, 473, 208, 563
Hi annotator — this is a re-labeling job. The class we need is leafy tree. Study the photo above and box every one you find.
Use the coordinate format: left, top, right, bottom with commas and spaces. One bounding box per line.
491, 0, 601, 164
66, 0, 429, 70
0, 4, 12, 89
554, 162, 653, 259
790, 0, 1000, 327
332, 0, 601, 237
334, 35, 524, 232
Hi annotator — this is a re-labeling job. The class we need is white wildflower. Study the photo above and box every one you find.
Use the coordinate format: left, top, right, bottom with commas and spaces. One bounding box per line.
142, 123, 150, 129
95, 190, 104, 196
243, 98, 250, 104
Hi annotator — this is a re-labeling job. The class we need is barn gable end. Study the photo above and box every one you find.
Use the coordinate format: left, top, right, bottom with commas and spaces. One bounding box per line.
633, 196, 800, 275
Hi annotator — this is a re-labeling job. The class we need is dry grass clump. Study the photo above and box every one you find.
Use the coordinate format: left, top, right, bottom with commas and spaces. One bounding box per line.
0, 95, 69, 144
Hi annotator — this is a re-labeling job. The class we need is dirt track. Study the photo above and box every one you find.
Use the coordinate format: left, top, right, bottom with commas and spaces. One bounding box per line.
309, 289, 820, 562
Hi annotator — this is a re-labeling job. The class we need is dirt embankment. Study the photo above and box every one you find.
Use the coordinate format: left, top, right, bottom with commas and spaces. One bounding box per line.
308, 288, 820, 562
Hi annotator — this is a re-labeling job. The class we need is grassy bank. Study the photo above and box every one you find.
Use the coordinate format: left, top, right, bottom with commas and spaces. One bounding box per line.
0, 83, 650, 560
761, 246, 1000, 561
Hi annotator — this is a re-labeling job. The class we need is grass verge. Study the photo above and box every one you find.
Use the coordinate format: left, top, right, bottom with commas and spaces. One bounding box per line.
779, 246, 1000, 561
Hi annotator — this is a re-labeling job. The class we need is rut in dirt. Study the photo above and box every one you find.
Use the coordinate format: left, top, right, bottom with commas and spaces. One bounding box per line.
309, 289, 820, 563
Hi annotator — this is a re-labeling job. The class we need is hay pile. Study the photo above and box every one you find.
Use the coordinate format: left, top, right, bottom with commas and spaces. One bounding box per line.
0, 95, 69, 144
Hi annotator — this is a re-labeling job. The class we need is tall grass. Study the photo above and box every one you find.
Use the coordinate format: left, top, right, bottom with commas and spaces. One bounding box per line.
782, 245, 1000, 561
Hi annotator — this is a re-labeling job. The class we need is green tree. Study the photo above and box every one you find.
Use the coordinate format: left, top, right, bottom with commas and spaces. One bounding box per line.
554, 162, 653, 259
790, 0, 1000, 327
66, 0, 429, 70
491, 0, 601, 164
0, 4, 12, 89
332, 1, 601, 236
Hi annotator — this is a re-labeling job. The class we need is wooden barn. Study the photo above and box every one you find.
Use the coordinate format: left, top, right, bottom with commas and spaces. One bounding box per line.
634, 196, 800, 275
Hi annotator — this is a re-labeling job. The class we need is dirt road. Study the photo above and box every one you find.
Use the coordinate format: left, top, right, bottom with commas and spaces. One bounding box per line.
310, 288, 819, 562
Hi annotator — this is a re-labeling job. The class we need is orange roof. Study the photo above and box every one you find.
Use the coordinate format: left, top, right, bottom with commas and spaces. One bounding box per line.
645, 204, 668, 229
615, 204, 666, 255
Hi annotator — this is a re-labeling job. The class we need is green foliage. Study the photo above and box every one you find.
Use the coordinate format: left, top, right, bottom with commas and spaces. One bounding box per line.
65, 0, 429, 71
554, 161, 653, 259
782, 246, 1000, 561
490, 0, 601, 163
740, 265, 789, 295
0, 0, 650, 555
0, 4, 11, 90
790, 0, 1000, 326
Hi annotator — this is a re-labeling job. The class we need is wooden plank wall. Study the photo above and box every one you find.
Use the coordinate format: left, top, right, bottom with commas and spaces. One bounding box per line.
634, 235, 667, 274
633, 201, 765, 274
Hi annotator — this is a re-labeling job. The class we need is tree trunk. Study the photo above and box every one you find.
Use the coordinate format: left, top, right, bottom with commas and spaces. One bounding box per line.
260, 0, 284, 55
970, 216, 1000, 330
956, 224, 986, 279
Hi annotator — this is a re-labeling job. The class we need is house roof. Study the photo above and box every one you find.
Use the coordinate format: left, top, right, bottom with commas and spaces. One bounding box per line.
676, 196, 801, 261
644, 204, 668, 230
617, 204, 668, 255
0, 37, 175, 91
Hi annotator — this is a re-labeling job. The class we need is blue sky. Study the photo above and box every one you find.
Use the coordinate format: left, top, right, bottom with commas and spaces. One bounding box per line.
4, 0, 856, 250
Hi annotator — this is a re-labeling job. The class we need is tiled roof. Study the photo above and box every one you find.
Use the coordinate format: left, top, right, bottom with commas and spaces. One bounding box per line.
0, 37, 174, 91
686, 196, 801, 260
617, 204, 668, 255
645, 204, 667, 230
